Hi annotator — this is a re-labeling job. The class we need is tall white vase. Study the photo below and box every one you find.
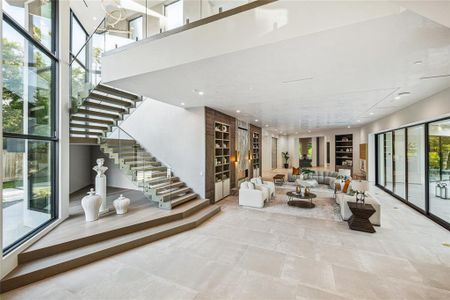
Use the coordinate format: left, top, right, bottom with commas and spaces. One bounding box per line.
81, 188, 102, 222
93, 158, 109, 215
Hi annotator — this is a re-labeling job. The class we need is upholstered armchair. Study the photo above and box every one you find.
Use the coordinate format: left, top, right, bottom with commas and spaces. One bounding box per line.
239, 182, 266, 208
250, 177, 275, 199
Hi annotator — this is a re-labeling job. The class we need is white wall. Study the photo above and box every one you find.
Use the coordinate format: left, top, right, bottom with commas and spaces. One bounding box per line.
360, 88, 450, 143
361, 87, 450, 182
277, 136, 289, 169
69, 145, 93, 193
120, 99, 206, 198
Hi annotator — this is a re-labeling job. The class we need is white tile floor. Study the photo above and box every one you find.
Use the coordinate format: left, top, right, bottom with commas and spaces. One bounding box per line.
3, 184, 450, 300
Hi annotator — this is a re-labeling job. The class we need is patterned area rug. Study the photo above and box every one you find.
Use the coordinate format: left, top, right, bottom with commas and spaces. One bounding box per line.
260, 184, 342, 222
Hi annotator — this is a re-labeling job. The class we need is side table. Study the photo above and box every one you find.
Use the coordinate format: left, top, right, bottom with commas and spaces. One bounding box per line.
347, 202, 376, 233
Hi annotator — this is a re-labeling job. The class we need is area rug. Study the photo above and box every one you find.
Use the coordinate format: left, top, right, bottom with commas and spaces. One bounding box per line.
260, 184, 342, 222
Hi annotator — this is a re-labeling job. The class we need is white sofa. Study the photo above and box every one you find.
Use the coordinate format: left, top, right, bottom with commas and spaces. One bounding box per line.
250, 177, 275, 199
336, 193, 381, 226
239, 181, 267, 208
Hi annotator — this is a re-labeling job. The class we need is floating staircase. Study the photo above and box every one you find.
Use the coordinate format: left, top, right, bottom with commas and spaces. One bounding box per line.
69, 83, 205, 210
0, 200, 220, 293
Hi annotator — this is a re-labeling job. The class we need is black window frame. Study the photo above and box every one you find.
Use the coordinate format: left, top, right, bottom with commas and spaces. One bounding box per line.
128, 15, 144, 41
375, 117, 450, 231
2, 1, 59, 255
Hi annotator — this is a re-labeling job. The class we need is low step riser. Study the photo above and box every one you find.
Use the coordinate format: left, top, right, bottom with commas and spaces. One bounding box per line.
159, 194, 198, 209
18, 200, 209, 264
1, 206, 219, 293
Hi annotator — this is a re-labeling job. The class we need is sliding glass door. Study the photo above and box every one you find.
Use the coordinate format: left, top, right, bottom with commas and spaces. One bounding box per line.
407, 126, 426, 210
428, 119, 450, 224
376, 119, 449, 229
394, 129, 406, 198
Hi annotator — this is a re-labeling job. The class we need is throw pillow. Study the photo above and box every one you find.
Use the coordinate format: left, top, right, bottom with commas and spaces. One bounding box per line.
342, 179, 351, 193
292, 167, 300, 175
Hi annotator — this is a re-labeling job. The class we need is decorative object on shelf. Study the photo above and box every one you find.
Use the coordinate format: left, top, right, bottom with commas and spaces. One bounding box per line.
222, 125, 227, 132
296, 185, 301, 194
113, 194, 130, 215
352, 180, 369, 204
93, 158, 109, 215
166, 167, 172, 178
81, 188, 102, 222
282, 152, 290, 168
304, 187, 311, 196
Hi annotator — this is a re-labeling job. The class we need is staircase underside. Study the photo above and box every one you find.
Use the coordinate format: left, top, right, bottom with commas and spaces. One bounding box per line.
0, 197, 219, 293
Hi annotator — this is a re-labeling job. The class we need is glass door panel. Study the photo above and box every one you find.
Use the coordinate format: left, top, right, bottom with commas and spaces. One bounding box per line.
377, 134, 385, 186
428, 119, 450, 223
394, 129, 406, 198
385, 132, 393, 191
407, 125, 426, 210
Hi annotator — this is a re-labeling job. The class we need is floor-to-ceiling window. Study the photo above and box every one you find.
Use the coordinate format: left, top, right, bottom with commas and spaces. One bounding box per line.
394, 129, 406, 198
2, 0, 58, 253
376, 119, 449, 229
407, 125, 426, 210
129, 16, 143, 41
428, 119, 450, 224
165, 0, 184, 31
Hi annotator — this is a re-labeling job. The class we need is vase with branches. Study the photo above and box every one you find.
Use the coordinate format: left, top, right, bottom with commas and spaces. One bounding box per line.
282, 152, 290, 168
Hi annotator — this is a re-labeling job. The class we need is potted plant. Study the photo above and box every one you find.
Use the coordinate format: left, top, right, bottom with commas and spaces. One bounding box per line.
281, 152, 290, 168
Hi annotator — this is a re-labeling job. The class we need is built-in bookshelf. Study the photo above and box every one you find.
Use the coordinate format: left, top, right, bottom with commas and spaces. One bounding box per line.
335, 134, 353, 174
214, 121, 231, 201
252, 132, 260, 177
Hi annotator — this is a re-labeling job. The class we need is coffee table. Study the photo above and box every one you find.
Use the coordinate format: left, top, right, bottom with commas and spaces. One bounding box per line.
286, 191, 317, 208
347, 202, 376, 233
273, 174, 285, 186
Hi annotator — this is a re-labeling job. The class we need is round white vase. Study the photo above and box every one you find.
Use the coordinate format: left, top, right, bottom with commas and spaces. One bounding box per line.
113, 194, 130, 215
81, 188, 102, 222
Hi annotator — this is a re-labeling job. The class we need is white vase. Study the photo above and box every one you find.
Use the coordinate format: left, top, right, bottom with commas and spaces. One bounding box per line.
81, 188, 102, 222
113, 194, 130, 215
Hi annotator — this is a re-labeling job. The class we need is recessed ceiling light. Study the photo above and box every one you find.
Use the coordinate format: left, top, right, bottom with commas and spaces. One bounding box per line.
236, 110, 240, 113
395, 96, 401, 100
93, 17, 97, 21
369, 112, 374, 115
198, 91, 204, 96
357, 120, 361, 122
414, 60, 423, 65
308, 130, 311, 133
265, 124, 269, 127
347, 126, 351, 129
180, 102, 185, 106
255, 119, 259, 122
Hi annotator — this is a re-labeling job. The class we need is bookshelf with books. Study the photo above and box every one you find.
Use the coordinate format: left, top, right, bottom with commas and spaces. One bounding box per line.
335, 134, 353, 175
214, 121, 231, 201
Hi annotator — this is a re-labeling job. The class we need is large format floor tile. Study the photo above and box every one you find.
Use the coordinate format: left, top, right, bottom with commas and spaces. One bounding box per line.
3, 185, 450, 300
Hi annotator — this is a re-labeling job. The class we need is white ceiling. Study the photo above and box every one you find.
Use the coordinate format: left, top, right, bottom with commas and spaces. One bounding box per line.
106, 6, 450, 134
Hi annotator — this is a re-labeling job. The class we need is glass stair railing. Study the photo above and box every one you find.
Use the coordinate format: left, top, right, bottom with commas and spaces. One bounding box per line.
99, 126, 199, 209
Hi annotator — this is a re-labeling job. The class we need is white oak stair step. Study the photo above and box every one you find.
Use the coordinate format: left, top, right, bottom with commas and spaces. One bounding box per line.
70, 116, 115, 126
160, 193, 199, 209
87, 93, 134, 107
145, 176, 179, 186
0, 204, 219, 293
150, 181, 184, 192
96, 84, 140, 100
81, 102, 127, 114
74, 108, 121, 120
69, 123, 109, 131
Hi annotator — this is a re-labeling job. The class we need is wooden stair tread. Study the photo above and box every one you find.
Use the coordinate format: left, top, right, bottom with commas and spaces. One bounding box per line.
71, 116, 115, 125
0, 204, 219, 293
70, 123, 109, 131
82, 102, 127, 113
150, 180, 183, 190
169, 194, 200, 209
96, 84, 140, 100
74, 108, 120, 120
164, 192, 197, 203
158, 186, 191, 196
88, 93, 133, 107
69, 137, 98, 144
